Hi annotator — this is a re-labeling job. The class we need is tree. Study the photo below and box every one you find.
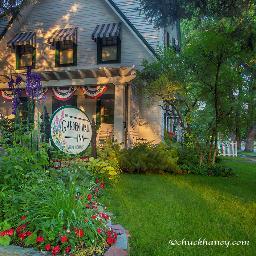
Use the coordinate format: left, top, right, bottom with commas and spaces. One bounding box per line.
138, 0, 255, 26
139, 20, 245, 164
0, 0, 30, 17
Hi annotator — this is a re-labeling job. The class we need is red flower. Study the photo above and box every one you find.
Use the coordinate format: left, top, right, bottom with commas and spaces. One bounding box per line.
20, 215, 27, 220
65, 246, 71, 253
26, 231, 32, 236
45, 244, 51, 251
52, 245, 60, 255
18, 231, 31, 240
91, 215, 97, 220
87, 194, 92, 201
97, 228, 102, 234
100, 183, 105, 189
96, 178, 99, 184
36, 236, 44, 243
16, 224, 26, 233
0, 229, 14, 237
60, 235, 68, 243
100, 212, 109, 220
75, 229, 84, 238
85, 204, 91, 209
6, 229, 14, 236
106, 237, 116, 245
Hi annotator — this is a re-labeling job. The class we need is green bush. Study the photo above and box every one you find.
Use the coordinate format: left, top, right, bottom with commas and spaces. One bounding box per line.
0, 144, 49, 190
85, 158, 120, 181
207, 164, 234, 177
119, 143, 178, 174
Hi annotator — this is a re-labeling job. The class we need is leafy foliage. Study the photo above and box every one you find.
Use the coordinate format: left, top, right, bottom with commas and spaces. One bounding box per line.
138, 0, 255, 26
0, 137, 119, 255
118, 143, 178, 174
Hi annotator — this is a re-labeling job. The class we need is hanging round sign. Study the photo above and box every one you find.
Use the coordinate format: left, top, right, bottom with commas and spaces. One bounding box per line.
0, 90, 15, 100
50, 106, 92, 155
81, 85, 107, 99
53, 87, 76, 101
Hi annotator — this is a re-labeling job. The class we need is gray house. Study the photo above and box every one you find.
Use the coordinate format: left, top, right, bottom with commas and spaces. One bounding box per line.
0, 0, 180, 147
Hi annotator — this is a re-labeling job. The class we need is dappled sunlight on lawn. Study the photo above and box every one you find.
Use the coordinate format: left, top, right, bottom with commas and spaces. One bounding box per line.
104, 160, 256, 256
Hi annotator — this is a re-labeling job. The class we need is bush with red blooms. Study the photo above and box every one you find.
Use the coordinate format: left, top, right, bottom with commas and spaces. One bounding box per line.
0, 178, 117, 255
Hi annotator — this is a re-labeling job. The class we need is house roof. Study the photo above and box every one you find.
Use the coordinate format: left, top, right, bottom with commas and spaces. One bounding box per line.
106, 0, 160, 55
0, 0, 160, 55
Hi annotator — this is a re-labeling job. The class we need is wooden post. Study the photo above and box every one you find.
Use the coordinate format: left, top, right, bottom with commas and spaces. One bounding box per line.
91, 118, 97, 158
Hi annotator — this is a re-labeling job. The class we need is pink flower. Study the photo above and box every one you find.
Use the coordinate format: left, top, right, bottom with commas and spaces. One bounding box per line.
87, 194, 92, 201
97, 228, 102, 234
100, 183, 105, 189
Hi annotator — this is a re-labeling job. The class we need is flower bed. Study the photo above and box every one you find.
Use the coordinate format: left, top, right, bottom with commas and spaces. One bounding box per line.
0, 142, 123, 256
0, 178, 119, 255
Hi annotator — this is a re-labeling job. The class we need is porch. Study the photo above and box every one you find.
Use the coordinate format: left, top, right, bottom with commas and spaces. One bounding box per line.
0, 66, 151, 147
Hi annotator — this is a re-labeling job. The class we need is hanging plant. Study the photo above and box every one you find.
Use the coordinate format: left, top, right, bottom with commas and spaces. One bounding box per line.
52, 87, 76, 101
81, 85, 107, 99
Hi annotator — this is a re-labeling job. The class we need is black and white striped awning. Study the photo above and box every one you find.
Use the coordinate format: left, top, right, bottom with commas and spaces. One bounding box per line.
7, 32, 36, 48
48, 27, 78, 45
92, 23, 121, 42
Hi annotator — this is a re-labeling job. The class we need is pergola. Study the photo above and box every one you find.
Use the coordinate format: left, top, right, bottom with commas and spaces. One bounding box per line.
0, 66, 136, 89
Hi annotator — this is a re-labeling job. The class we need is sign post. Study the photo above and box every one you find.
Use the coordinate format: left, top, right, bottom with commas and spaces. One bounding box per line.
50, 106, 92, 155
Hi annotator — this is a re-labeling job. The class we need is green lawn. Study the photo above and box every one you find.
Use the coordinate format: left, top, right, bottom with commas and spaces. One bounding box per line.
104, 159, 256, 256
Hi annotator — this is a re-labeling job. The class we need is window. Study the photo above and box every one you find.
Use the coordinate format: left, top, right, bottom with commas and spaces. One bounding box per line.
55, 40, 77, 67
16, 45, 36, 70
97, 37, 121, 64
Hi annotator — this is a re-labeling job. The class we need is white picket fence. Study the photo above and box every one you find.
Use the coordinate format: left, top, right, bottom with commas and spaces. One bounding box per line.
218, 141, 238, 157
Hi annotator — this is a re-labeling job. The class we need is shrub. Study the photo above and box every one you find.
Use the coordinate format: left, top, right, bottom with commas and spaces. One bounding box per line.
0, 144, 49, 190
118, 142, 178, 174
207, 165, 234, 177
85, 158, 120, 181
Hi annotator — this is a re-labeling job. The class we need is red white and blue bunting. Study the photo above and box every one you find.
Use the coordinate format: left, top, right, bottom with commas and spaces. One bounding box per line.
0, 90, 15, 100
52, 87, 77, 101
81, 85, 107, 99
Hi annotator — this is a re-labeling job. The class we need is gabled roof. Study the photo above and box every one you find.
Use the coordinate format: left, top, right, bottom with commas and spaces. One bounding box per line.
0, 0, 161, 55
107, 0, 160, 55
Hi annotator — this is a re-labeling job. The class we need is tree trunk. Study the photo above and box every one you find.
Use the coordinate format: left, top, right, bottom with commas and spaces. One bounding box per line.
245, 124, 256, 152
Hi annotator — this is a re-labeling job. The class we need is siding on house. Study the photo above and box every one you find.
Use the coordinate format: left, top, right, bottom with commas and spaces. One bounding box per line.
0, 0, 155, 72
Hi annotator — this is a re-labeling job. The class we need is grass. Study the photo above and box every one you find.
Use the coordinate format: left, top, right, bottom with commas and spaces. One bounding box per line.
104, 159, 256, 256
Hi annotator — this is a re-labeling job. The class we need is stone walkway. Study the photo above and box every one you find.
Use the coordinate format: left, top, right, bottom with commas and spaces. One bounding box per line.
0, 224, 129, 256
